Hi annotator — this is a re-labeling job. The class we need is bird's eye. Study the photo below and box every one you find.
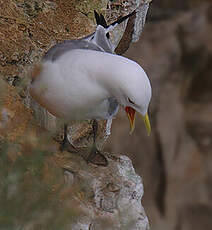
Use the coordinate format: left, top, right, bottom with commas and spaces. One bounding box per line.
128, 98, 135, 105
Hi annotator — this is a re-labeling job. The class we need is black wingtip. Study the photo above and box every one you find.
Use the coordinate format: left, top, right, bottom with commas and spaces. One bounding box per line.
99, 13, 108, 28
110, 10, 136, 26
94, 10, 136, 27
93, 10, 136, 40
94, 10, 101, 25
94, 10, 108, 28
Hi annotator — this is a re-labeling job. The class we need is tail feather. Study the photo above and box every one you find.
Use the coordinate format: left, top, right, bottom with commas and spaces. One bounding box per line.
94, 10, 136, 40
94, 10, 136, 28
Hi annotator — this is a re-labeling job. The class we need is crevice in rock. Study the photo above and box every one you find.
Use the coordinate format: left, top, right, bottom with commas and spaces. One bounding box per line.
154, 128, 167, 216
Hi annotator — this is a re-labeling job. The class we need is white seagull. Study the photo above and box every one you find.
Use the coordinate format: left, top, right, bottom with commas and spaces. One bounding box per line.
29, 11, 152, 165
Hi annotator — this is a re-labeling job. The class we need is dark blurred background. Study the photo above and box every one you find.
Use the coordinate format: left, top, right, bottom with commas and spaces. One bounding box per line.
106, 1, 212, 229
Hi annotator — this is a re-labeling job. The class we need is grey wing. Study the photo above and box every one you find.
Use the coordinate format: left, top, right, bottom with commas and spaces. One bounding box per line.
43, 10, 113, 62
43, 10, 135, 62
89, 10, 113, 53
43, 39, 104, 62
107, 97, 119, 118
87, 25, 113, 53
89, 10, 136, 54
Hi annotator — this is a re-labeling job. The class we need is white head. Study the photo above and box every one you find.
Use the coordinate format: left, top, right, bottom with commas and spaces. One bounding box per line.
106, 58, 152, 135
79, 50, 152, 134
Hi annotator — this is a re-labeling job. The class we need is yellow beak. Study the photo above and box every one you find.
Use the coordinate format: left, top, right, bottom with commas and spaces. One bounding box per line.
141, 113, 151, 136
125, 106, 151, 136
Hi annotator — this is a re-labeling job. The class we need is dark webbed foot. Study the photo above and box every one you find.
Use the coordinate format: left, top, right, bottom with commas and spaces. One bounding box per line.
59, 138, 78, 153
85, 120, 108, 166
86, 146, 108, 167
60, 122, 108, 166
59, 124, 78, 153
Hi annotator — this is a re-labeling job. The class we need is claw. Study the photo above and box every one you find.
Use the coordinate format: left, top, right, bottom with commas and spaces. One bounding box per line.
86, 146, 108, 167
59, 139, 78, 153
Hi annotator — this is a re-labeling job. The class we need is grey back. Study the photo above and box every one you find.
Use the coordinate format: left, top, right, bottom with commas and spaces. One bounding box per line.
43, 39, 104, 62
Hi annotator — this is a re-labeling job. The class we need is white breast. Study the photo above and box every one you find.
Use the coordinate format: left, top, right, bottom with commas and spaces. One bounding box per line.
30, 50, 112, 121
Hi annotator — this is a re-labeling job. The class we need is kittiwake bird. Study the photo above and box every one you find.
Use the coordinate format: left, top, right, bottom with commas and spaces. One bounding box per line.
29, 10, 152, 166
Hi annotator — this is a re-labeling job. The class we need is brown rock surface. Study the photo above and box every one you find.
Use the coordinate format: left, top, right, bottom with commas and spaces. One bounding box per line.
0, 0, 152, 229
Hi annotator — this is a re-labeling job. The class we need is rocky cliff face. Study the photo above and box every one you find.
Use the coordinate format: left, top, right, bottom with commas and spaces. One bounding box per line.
0, 0, 152, 229
106, 2, 212, 230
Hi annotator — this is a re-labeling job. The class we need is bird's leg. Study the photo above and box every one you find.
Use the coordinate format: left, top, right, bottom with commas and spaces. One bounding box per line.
86, 119, 108, 166
60, 124, 68, 151
92, 119, 98, 146
86, 120, 98, 161
60, 124, 77, 152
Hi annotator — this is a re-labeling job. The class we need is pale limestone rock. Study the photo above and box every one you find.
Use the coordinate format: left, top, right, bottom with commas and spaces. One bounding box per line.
61, 153, 149, 230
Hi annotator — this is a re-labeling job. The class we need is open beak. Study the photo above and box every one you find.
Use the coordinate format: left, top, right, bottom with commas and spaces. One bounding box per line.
125, 106, 136, 134
125, 106, 151, 135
